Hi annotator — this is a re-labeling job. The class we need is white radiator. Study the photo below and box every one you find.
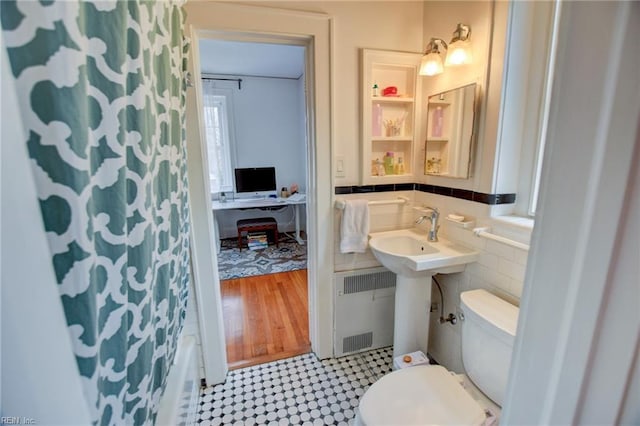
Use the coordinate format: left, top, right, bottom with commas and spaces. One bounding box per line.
334, 267, 396, 357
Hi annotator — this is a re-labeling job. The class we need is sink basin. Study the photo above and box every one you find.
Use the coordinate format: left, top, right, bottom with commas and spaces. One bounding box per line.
368, 229, 478, 277
368, 228, 478, 358
372, 234, 439, 256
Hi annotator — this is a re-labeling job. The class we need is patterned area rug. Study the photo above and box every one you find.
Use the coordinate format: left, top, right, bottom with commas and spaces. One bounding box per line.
217, 233, 307, 280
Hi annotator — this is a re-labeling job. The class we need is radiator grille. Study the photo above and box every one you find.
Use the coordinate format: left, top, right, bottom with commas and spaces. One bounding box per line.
342, 332, 373, 353
343, 271, 396, 294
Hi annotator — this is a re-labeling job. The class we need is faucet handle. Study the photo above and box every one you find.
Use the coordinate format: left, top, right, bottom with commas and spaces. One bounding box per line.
423, 206, 439, 217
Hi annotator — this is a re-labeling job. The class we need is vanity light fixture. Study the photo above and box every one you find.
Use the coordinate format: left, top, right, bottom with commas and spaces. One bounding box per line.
420, 23, 472, 77
445, 23, 472, 66
419, 38, 447, 76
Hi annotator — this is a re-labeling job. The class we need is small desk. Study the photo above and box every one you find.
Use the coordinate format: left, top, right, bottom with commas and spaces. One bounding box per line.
211, 196, 306, 245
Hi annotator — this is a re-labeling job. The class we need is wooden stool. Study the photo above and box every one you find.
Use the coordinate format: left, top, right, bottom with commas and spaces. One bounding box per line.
236, 217, 279, 251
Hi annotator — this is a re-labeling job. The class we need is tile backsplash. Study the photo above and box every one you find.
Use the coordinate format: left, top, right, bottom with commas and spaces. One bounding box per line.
334, 191, 415, 271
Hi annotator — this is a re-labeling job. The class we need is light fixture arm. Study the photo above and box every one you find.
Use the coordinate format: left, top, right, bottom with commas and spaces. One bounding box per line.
450, 23, 471, 43
424, 37, 448, 55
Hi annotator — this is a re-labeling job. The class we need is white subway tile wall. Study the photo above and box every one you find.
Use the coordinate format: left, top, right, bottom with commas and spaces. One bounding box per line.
333, 191, 415, 272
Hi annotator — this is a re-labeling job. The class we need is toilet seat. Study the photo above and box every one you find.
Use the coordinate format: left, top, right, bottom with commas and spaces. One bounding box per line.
359, 365, 486, 426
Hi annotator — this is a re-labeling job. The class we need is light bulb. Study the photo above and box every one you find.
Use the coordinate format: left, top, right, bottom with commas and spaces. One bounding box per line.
419, 52, 444, 76
445, 39, 472, 66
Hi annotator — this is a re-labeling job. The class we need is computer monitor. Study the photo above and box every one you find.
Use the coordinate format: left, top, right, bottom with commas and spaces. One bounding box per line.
234, 167, 277, 196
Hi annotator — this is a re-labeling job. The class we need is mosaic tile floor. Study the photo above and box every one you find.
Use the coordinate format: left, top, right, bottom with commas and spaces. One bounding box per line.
197, 347, 393, 425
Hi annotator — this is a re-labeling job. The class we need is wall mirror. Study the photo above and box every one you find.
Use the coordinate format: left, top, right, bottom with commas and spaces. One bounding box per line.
424, 83, 478, 178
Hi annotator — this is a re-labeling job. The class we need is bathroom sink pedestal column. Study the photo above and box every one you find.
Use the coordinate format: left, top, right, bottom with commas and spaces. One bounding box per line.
393, 274, 433, 359
368, 229, 478, 360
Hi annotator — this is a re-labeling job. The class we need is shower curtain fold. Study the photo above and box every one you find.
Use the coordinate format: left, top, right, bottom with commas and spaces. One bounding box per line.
1, 1, 191, 424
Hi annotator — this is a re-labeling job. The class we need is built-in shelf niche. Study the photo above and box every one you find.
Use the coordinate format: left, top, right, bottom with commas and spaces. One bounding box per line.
362, 49, 422, 184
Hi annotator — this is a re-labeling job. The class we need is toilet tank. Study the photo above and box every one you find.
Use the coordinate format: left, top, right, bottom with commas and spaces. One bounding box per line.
460, 289, 519, 407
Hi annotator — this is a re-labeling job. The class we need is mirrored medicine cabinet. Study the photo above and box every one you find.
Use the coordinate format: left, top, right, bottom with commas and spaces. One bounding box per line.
424, 83, 478, 178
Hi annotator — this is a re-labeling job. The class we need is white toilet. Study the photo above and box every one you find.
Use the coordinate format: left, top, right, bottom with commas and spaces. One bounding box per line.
357, 289, 519, 425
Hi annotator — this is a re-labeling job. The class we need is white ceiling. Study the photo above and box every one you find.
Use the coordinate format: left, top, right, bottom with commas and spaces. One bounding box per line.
199, 39, 305, 79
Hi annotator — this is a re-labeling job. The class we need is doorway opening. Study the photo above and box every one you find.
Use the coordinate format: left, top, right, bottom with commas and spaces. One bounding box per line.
197, 37, 312, 369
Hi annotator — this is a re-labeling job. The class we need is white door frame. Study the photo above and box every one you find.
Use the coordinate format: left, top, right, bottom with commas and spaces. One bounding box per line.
184, 2, 334, 384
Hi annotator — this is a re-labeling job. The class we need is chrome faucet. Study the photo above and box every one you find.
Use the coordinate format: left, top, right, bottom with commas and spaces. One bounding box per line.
415, 207, 440, 242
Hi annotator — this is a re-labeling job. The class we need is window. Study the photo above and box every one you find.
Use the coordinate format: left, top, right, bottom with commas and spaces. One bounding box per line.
505, 0, 560, 217
527, 3, 560, 215
202, 81, 235, 194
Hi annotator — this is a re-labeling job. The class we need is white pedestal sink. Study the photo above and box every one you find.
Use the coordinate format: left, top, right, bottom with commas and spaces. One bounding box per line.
368, 228, 478, 358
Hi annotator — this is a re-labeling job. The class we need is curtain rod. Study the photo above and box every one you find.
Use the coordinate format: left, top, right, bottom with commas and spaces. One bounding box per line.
201, 77, 242, 90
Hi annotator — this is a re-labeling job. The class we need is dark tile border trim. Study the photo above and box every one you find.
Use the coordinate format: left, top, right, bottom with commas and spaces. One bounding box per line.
334, 183, 516, 205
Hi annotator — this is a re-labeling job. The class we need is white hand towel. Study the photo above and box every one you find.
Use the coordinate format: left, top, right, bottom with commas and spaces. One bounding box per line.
340, 199, 370, 253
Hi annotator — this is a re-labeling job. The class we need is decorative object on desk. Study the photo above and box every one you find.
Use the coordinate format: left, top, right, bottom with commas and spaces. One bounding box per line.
287, 193, 306, 202
280, 187, 289, 198
289, 183, 299, 194
217, 233, 307, 280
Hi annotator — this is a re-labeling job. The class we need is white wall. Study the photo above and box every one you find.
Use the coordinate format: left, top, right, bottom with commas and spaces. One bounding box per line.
248, 1, 424, 186
297, 74, 308, 174
420, 1, 510, 195
420, 1, 494, 191
206, 75, 308, 238
246, 1, 511, 193
215, 75, 307, 193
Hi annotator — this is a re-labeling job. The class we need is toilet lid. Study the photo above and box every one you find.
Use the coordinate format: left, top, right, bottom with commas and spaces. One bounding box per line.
359, 365, 486, 426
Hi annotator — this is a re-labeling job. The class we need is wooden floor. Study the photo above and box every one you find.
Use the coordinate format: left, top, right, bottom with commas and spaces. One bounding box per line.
221, 269, 310, 370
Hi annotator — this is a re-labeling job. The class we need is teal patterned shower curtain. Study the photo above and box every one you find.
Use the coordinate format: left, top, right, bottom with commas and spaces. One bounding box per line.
2, 1, 191, 424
